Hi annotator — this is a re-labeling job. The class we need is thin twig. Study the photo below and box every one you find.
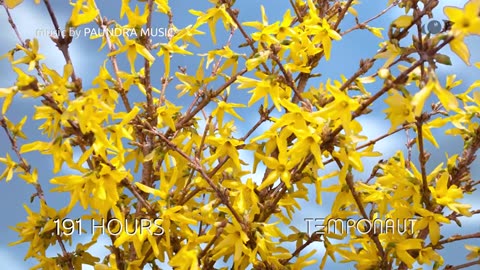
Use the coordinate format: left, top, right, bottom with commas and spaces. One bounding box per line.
445, 259, 480, 270
150, 129, 247, 230
341, 0, 399, 35
93, 3, 132, 112
416, 119, 431, 209
0, 119, 74, 270
42, 0, 78, 79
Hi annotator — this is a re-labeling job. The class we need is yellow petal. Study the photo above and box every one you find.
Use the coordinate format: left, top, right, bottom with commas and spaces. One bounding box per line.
411, 85, 432, 116
429, 221, 440, 245
450, 38, 470, 65
135, 182, 163, 197
4, 0, 24, 9
393, 15, 413, 28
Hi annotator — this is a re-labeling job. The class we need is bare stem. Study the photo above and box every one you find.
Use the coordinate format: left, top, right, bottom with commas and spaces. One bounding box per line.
341, 0, 399, 35
445, 259, 480, 270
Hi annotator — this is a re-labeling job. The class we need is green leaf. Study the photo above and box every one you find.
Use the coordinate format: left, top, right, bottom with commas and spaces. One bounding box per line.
435, 54, 452, 65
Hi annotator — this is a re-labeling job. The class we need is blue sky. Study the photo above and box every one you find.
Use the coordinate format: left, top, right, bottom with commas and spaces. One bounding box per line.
0, 0, 479, 269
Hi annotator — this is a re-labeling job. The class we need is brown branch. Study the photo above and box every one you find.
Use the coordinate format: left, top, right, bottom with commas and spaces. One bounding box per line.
2, 3, 48, 83
174, 68, 247, 130
93, 5, 132, 112
414, 5, 427, 88
447, 209, 480, 220
199, 220, 227, 260
399, 126, 480, 269
329, 124, 410, 173
120, 179, 155, 214
333, 0, 354, 31
42, 0, 79, 91
107, 210, 125, 270
0, 119, 74, 270
416, 118, 431, 209
435, 232, 480, 246
445, 259, 480, 270
270, 52, 305, 103
223, 1, 271, 73
288, 0, 303, 24
150, 129, 247, 230
223, 2, 254, 53
177, 105, 273, 206
132, 1, 157, 243
450, 126, 480, 187
55, 234, 75, 270
259, 35, 453, 229
334, 158, 386, 260
180, 115, 213, 201
143, 0, 155, 118
341, 0, 400, 36
280, 234, 318, 264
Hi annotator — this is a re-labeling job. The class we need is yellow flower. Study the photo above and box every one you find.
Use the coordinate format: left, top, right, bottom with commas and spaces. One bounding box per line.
394, 239, 424, 268
175, 58, 215, 97
212, 101, 245, 127
319, 80, 360, 135
383, 90, 415, 132
190, 4, 235, 44
465, 245, 480, 260
212, 223, 249, 263
0, 153, 17, 182
255, 135, 297, 190
157, 100, 181, 131
335, 239, 379, 269
308, 18, 342, 61
429, 172, 472, 216
245, 5, 284, 46
157, 42, 193, 76
4, 0, 24, 9
2, 115, 28, 140
50, 164, 131, 215
444, 0, 480, 65
237, 72, 288, 111
224, 178, 261, 216
169, 243, 200, 270
412, 76, 458, 116
245, 50, 270, 71
171, 25, 205, 48
417, 247, 442, 266
108, 37, 154, 73
124, 4, 148, 29
12, 66, 38, 94
449, 36, 472, 65
160, 206, 198, 258
414, 207, 450, 245
276, 9, 297, 41
270, 99, 323, 131
10, 202, 70, 259
12, 39, 45, 71
70, 0, 99, 27
0, 87, 17, 114
204, 136, 243, 170
444, 0, 480, 36
375, 41, 402, 67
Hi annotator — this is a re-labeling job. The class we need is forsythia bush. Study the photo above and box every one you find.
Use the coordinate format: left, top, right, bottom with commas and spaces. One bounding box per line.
1, 0, 479, 269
